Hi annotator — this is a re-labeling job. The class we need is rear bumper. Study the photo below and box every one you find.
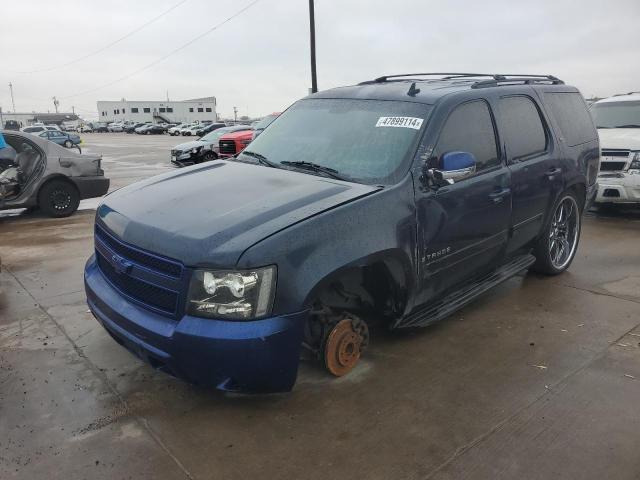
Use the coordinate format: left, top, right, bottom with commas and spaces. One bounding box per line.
72, 176, 110, 199
84, 255, 306, 393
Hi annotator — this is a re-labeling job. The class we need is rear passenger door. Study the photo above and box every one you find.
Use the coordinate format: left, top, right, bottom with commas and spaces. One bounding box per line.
497, 94, 562, 253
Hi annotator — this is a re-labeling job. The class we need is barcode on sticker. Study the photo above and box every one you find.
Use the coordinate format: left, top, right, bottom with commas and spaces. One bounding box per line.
376, 116, 423, 130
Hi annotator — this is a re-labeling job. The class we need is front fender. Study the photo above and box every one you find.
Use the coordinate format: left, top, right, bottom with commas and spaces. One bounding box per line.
236, 175, 418, 315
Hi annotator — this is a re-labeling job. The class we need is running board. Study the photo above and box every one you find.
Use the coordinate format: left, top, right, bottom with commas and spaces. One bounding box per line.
396, 254, 536, 328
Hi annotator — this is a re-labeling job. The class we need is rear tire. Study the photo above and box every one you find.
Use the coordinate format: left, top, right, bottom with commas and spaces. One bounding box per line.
531, 191, 581, 275
63, 140, 73, 148
203, 151, 217, 162
38, 180, 80, 218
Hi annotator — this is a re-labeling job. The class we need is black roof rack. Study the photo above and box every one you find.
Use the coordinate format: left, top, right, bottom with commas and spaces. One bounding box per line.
360, 73, 564, 88
471, 74, 564, 88
362, 73, 499, 84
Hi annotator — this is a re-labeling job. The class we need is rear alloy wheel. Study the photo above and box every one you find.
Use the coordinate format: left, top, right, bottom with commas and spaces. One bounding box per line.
63, 139, 73, 148
38, 180, 80, 218
532, 192, 581, 275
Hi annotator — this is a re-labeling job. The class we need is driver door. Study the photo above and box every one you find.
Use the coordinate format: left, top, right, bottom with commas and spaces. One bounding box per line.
414, 99, 512, 305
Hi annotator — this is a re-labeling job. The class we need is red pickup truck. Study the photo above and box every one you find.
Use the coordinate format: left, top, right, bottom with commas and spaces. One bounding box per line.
218, 114, 281, 157
218, 129, 253, 157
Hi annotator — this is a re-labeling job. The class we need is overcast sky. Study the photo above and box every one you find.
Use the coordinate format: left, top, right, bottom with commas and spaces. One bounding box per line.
1, 0, 639, 120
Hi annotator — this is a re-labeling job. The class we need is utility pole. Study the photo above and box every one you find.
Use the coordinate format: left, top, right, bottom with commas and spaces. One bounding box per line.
8, 82, 16, 112
233, 106, 238, 124
72, 106, 75, 115
52, 96, 59, 113
308, 0, 318, 93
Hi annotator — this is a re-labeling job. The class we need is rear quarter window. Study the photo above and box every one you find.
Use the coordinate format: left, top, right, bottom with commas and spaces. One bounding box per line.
543, 92, 596, 147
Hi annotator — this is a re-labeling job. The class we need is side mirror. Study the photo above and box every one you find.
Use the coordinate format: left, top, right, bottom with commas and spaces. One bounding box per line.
434, 151, 477, 182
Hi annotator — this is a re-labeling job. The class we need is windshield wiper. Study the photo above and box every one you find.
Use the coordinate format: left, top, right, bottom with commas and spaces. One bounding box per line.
280, 161, 348, 180
241, 150, 277, 168
615, 124, 640, 128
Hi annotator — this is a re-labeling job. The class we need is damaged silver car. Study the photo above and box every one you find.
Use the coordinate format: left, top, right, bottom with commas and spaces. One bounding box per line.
0, 131, 109, 217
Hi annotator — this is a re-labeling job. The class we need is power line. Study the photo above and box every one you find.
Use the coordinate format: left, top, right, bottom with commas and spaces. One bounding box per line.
60, 0, 263, 100
15, 0, 190, 74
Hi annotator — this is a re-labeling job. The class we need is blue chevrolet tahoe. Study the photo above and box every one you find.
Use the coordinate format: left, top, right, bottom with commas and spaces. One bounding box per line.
84, 73, 599, 393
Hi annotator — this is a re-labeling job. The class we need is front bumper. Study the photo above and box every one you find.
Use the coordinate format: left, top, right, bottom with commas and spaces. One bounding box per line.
72, 175, 110, 200
596, 173, 640, 203
84, 255, 306, 393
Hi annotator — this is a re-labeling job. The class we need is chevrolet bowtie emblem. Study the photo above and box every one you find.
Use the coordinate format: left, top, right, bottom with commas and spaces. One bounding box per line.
111, 253, 133, 275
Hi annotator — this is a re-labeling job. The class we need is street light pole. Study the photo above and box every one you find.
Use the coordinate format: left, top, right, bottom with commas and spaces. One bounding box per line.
8, 82, 16, 112
308, 0, 318, 93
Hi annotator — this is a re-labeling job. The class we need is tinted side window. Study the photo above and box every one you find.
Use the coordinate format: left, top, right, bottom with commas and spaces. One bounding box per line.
499, 96, 547, 160
544, 92, 595, 147
435, 100, 499, 171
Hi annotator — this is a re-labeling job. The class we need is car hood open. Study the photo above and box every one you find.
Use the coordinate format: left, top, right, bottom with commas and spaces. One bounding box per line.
97, 160, 380, 267
173, 140, 208, 151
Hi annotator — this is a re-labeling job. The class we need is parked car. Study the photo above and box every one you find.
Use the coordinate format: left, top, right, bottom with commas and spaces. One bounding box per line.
84, 73, 598, 393
3, 120, 21, 131
218, 128, 253, 157
78, 124, 94, 133
135, 124, 165, 135
590, 92, 640, 205
251, 113, 280, 140
177, 123, 198, 136
160, 123, 177, 132
180, 125, 201, 136
38, 130, 81, 148
107, 122, 124, 132
0, 130, 109, 217
170, 125, 249, 167
22, 124, 60, 134
193, 122, 226, 137
168, 123, 188, 136
124, 122, 146, 133
93, 122, 109, 133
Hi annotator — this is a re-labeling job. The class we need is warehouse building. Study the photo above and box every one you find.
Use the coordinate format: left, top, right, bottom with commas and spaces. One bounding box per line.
96, 97, 217, 124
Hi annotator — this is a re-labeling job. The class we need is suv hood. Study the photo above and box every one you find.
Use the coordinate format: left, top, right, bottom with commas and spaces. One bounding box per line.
598, 128, 640, 150
97, 160, 380, 267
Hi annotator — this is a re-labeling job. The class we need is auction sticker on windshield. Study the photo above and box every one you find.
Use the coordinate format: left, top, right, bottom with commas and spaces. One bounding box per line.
376, 116, 423, 130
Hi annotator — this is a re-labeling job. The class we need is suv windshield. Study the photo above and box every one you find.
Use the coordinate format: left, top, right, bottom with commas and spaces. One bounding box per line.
591, 100, 640, 128
238, 98, 430, 184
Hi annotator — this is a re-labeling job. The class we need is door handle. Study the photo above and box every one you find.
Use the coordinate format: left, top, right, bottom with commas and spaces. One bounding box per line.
488, 188, 511, 203
545, 167, 562, 178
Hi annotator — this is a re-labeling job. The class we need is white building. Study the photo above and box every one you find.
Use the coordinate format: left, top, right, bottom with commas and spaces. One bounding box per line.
96, 97, 217, 124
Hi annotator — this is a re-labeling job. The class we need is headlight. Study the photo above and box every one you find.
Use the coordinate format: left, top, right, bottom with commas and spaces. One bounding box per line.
629, 151, 640, 172
187, 266, 276, 320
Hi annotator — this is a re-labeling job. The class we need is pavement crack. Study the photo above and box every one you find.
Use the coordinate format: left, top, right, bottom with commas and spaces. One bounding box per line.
4, 266, 196, 480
